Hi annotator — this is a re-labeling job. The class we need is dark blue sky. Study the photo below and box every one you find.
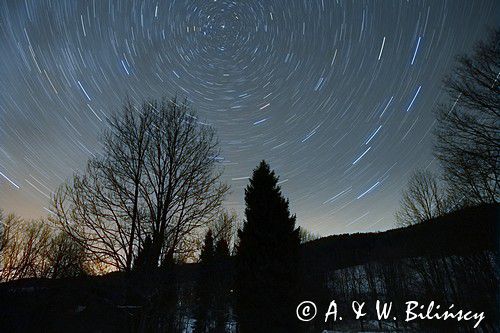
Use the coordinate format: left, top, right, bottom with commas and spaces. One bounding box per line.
0, 0, 498, 235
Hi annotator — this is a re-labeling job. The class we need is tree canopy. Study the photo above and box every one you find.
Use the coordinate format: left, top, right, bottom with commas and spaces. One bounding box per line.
52, 97, 228, 271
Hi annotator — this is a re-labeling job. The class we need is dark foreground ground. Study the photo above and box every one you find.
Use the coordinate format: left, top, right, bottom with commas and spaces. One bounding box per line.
0, 204, 498, 332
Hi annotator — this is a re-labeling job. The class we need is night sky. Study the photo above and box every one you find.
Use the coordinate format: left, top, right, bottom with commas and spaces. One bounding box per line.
0, 0, 498, 235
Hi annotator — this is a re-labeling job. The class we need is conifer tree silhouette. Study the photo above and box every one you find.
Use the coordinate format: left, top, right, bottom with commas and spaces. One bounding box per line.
200, 230, 215, 264
214, 238, 229, 260
194, 229, 215, 333
236, 160, 301, 332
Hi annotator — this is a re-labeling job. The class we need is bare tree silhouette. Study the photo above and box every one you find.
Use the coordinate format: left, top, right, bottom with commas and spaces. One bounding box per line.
0, 213, 88, 281
435, 28, 500, 204
52, 97, 228, 271
395, 169, 448, 226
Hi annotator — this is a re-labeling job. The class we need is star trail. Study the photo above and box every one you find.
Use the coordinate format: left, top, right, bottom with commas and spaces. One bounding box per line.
0, 0, 498, 235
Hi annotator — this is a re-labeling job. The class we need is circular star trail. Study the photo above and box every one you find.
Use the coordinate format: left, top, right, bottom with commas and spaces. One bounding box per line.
0, 0, 498, 235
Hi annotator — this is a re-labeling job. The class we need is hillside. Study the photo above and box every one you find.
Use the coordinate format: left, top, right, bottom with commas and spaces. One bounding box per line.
301, 203, 498, 274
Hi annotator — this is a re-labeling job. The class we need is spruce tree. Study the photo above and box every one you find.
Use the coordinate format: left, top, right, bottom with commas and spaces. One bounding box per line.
213, 238, 230, 332
236, 160, 301, 332
194, 229, 215, 333
214, 238, 230, 260
200, 229, 215, 264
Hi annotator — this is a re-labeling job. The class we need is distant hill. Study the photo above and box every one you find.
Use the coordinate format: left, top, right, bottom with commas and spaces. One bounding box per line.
300, 203, 499, 275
